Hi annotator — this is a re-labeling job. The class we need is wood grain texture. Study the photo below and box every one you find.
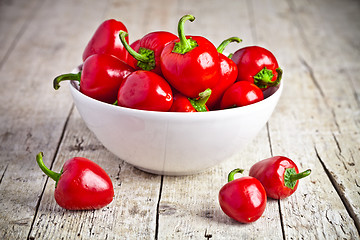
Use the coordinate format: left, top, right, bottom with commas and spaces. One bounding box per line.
0, 0, 44, 67
0, 0, 359, 239
29, 110, 162, 239
0, 0, 106, 239
252, 0, 360, 238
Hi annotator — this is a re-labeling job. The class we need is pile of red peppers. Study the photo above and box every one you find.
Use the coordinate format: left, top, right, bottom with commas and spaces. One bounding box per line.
53, 14, 283, 111
43, 15, 312, 219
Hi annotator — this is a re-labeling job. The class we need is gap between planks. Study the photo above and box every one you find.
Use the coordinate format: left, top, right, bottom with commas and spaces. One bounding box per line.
26, 104, 75, 240
266, 123, 287, 240
0, 0, 45, 71
287, 0, 360, 235
154, 175, 164, 240
315, 147, 360, 235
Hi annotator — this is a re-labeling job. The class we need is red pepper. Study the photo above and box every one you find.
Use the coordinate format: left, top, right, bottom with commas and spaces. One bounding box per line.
219, 169, 267, 223
231, 46, 283, 90
220, 81, 264, 109
119, 31, 177, 76
53, 54, 134, 104
117, 70, 173, 111
82, 19, 129, 63
36, 152, 114, 210
249, 156, 311, 199
169, 89, 211, 112
160, 15, 220, 98
206, 37, 241, 110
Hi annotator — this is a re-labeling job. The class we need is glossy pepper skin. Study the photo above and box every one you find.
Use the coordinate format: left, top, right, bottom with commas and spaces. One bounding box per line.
219, 169, 267, 223
160, 15, 220, 98
36, 152, 114, 210
53, 54, 134, 104
220, 81, 264, 109
231, 46, 283, 90
170, 89, 211, 112
206, 37, 241, 110
249, 156, 311, 199
82, 19, 129, 63
119, 31, 177, 76
117, 70, 173, 111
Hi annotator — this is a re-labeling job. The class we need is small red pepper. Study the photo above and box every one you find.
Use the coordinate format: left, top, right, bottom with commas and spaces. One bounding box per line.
36, 152, 114, 210
160, 14, 220, 98
117, 70, 173, 111
119, 31, 177, 76
249, 156, 311, 199
219, 169, 267, 223
53, 54, 134, 104
231, 46, 283, 90
82, 19, 129, 63
220, 81, 264, 109
206, 37, 241, 110
169, 89, 211, 112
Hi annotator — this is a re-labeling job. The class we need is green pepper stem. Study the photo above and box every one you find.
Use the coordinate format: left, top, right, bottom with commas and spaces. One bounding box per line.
267, 68, 283, 87
188, 88, 212, 112
216, 37, 242, 54
36, 152, 61, 183
289, 169, 311, 182
172, 15, 198, 54
53, 72, 81, 90
227, 168, 244, 182
118, 30, 151, 63
254, 67, 283, 88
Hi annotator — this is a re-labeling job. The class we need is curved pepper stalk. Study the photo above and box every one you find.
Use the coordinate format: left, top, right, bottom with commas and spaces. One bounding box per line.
118, 31, 156, 71
188, 88, 212, 112
227, 168, 245, 182
172, 14, 198, 54
216, 37, 242, 54
36, 152, 62, 187
53, 72, 81, 90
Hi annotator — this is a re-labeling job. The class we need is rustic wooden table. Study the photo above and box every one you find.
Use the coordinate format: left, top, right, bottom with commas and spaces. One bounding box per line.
1, 0, 359, 239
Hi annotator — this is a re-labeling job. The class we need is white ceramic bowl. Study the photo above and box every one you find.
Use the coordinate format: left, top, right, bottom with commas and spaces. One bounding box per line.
69, 78, 283, 175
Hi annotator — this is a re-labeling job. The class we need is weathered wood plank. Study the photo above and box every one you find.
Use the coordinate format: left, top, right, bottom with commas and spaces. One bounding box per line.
29, 110, 162, 239
0, 0, 359, 239
0, 0, 108, 238
251, 0, 360, 238
0, 0, 44, 66
104, 0, 179, 47
289, 0, 360, 231
289, 0, 360, 233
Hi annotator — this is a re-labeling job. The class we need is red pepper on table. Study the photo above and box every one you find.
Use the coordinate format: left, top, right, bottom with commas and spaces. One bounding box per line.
231, 46, 283, 90
53, 54, 134, 104
117, 70, 173, 111
169, 89, 211, 112
220, 81, 264, 109
119, 31, 177, 76
36, 152, 114, 210
160, 14, 220, 98
206, 37, 241, 110
82, 19, 129, 63
219, 169, 267, 223
249, 156, 311, 199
